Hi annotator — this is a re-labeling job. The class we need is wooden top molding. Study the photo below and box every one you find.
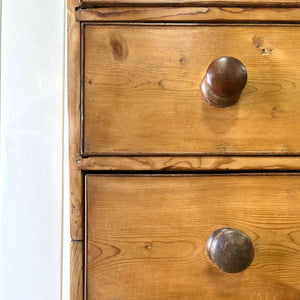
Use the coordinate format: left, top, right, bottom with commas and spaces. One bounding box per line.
76, 7, 300, 22
80, 0, 300, 8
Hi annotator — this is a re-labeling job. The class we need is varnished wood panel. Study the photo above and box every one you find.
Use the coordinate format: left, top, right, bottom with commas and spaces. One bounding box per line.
68, 0, 84, 240
86, 175, 300, 299
79, 156, 300, 171
70, 241, 84, 300
84, 25, 300, 155
77, 7, 300, 22
80, 0, 300, 8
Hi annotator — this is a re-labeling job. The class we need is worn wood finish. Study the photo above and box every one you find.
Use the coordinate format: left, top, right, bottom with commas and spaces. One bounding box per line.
70, 241, 84, 300
76, 7, 300, 22
68, 0, 84, 240
70, 1, 300, 298
80, 0, 300, 8
79, 156, 300, 171
84, 25, 300, 155
86, 175, 300, 299
87, 175, 300, 300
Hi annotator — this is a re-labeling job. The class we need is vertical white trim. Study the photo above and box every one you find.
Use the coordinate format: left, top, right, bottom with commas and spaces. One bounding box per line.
0, 1, 65, 299
62, 0, 71, 298
0, 0, 3, 296
61, 0, 68, 299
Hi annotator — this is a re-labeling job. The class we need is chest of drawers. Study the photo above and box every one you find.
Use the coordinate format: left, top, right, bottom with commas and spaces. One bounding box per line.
68, 0, 300, 299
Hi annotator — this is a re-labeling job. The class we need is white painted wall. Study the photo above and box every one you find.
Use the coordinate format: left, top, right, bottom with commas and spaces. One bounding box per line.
0, 0, 68, 299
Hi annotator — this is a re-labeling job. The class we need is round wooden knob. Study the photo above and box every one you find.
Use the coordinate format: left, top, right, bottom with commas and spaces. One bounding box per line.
201, 57, 247, 107
207, 228, 254, 273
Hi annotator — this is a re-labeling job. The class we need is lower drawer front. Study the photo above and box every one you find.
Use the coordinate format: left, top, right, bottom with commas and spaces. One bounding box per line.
86, 175, 300, 299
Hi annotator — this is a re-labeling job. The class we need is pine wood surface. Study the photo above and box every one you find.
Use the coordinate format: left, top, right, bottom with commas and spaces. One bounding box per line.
68, 0, 84, 241
84, 25, 300, 155
76, 7, 300, 22
70, 241, 84, 300
80, 0, 300, 8
70, 1, 300, 298
86, 175, 300, 299
78, 155, 300, 171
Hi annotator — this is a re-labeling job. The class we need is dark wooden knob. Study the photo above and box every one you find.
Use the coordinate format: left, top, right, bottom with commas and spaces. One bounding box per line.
201, 57, 247, 107
207, 228, 254, 273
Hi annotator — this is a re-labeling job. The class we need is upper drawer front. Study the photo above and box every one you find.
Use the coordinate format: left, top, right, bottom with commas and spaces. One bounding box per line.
86, 175, 300, 299
84, 25, 300, 155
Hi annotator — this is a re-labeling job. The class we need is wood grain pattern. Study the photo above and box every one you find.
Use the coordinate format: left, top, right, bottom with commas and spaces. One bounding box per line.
86, 175, 300, 299
80, 0, 300, 8
76, 7, 300, 22
79, 156, 300, 171
84, 25, 300, 155
68, 0, 84, 240
70, 241, 84, 300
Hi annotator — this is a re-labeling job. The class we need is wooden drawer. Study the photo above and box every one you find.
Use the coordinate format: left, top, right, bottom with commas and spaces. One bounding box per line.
86, 175, 300, 299
83, 25, 300, 155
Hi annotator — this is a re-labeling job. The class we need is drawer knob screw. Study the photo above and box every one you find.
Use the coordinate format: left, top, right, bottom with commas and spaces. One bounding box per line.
201, 56, 247, 107
207, 227, 254, 273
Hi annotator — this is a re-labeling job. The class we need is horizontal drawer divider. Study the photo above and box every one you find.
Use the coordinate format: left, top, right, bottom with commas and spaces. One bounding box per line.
77, 156, 300, 171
